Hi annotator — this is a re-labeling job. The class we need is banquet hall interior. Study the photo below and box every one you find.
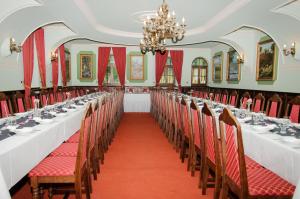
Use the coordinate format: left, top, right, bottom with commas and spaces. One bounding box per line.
0, 0, 300, 198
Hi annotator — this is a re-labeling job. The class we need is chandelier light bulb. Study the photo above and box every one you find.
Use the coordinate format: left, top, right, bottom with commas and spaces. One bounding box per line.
182, 17, 185, 24
167, 13, 170, 18
172, 11, 175, 16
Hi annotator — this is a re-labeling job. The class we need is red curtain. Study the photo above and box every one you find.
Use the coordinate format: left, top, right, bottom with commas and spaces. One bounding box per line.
22, 34, 34, 108
155, 51, 169, 85
170, 50, 183, 90
97, 47, 111, 89
59, 45, 67, 87
34, 28, 46, 88
51, 49, 59, 93
112, 47, 126, 86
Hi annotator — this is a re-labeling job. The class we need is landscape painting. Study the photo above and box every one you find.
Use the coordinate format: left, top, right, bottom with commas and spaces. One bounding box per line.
130, 55, 144, 80
256, 39, 276, 81
212, 53, 223, 81
227, 50, 240, 81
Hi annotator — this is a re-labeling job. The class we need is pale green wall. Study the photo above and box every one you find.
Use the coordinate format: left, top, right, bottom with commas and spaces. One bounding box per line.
209, 30, 300, 93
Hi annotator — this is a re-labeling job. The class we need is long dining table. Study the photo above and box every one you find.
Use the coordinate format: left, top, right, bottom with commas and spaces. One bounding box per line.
193, 97, 300, 186
0, 93, 102, 198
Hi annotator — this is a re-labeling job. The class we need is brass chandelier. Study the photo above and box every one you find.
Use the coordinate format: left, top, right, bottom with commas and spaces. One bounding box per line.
140, 0, 186, 55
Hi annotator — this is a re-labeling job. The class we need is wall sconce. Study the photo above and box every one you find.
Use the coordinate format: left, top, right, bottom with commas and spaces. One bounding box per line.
10, 38, 21, 53
50, 51, 58, 61
237, 54, 244, 64
283, 42, 296, 56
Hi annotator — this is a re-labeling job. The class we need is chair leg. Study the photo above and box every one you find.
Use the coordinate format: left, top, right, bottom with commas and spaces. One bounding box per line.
220, 181, 229, 199
190, 147, 196, 176
39, 186, 44, 199
214, 170, 221, 199
202, 162, 208, 195
180, 139, 185, 163
48, 187, 53, 199
84, 173, 91, 199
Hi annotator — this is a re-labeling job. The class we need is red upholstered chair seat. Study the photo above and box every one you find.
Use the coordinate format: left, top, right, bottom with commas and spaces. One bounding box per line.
50, 143, 78, 157
245, 156, 261, 169
247, 167, 295, 196
66, 131, 80, 143
29, 157, 76, 177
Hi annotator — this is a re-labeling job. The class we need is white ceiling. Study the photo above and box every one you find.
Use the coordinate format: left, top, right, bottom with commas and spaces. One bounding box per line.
0, 0, 300, 49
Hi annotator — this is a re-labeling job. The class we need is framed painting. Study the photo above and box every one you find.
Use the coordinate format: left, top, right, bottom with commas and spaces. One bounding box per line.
212, 52, 223, 82
256, 39, 277, 81
79, 54, 93, 80
129, 54, 145, 80
227, 50, 240, 81
65, 49, 71, 82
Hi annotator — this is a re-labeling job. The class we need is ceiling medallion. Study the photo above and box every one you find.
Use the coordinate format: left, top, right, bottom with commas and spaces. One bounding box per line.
139, 0, 186, 55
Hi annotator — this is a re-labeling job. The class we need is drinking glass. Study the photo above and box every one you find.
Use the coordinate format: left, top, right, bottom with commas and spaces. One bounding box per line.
278, 118, 290, 133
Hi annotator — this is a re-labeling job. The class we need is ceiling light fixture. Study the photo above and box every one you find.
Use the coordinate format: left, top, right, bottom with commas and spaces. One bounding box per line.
140, 0, 186, 55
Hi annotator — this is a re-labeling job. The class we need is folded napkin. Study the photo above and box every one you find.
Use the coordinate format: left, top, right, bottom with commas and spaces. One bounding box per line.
0, 129, 15, 141
17, 120, 39, 129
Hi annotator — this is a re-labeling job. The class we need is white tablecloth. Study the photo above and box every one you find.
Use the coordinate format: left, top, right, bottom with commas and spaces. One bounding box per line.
123, 93, 150, 112
0, 103, 87, 191
197, 101, 300, 186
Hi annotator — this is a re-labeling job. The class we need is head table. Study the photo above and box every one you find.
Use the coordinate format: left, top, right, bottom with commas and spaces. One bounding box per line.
0, 93, 104, 198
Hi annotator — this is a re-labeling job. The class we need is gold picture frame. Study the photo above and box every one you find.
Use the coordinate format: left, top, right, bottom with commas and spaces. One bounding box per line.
227, 50, 240, 81
79, 54, 93, 80
212, 53, 223, 82
256, 39, 277, 81
129, 54, 145, 80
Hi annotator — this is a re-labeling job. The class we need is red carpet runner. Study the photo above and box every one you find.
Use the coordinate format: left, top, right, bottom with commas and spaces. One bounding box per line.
12, 113, 213, 199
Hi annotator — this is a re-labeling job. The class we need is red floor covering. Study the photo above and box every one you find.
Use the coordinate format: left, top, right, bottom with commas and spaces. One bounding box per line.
12, 113, 214, 199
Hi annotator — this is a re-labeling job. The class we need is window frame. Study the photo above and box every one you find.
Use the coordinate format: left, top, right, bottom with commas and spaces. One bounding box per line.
103, 55, 121, 86
159, 57, 176, 86
191, 57, 208, 86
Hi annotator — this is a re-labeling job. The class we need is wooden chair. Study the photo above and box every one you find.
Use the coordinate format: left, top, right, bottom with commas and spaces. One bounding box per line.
40, 89, 49, 107
214, 91, 221, 103
285, 96, 300, 123
12, 91, 26, 113
266, 94, 282, 117
30, 91, 41, 109
29, 104, 93, 199
0, 92, 13, 118
179, 97, 192, 172
221, 90, 228, 104
240, 92, 251, 109
167, 94, 176, 145
251, 93, 265, 113
228, 90, 239, 107
200, 103, 222, 199
189, 99, 204, 181
219, 108, 295, 199
48, 90, 56, 105
174, 95, 183, 151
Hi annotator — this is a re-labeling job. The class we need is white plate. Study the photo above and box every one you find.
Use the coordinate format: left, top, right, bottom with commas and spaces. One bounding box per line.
282, 137, 300, 144
15, 127, 32, 134
39, 119, 53, 124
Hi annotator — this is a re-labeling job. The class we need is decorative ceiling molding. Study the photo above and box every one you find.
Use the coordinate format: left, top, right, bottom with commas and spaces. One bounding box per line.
186, 0, 251, 36
271, 0, 300, 21
0, 0, 41, 24
73, 0, 251, 39
73, 0, 141, 38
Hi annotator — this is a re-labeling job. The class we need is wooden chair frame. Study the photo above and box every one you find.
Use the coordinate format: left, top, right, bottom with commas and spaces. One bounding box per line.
251, 93, 265, 113
265, 94, 282, 117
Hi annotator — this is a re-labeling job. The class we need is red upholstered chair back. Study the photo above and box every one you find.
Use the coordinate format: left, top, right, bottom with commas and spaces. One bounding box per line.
12, 92, 26, 113
221, 91, 228, 104
252, 93, 265, 113
285, 96, 300, 123
41, 95, 48, 107
214, 93, 221, 102
49, 92, 55, 105
219, 108, 248, 195
175, 97, 182, 131
202, 103, 219, 164
266, 94, 282, 118
0, 93, 12, 118
74, 104, 93, 175
240, 92, 250, 109
229, 90, 238, 106
203, 92, 208, 99
181, 98, 191, 138
199, 91, 204, 98
57, 91, 63, 102
168, 94, 176, 124
90, 101, 99, 151
190, 100, 202, 149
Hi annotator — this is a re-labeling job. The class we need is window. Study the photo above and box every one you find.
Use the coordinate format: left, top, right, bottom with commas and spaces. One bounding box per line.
103, 55, 120, 85
191, 57, 208, 85
159, 57, 176, 86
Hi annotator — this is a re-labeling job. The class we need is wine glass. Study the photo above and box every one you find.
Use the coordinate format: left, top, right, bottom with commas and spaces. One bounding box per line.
278, 118, 290, 133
